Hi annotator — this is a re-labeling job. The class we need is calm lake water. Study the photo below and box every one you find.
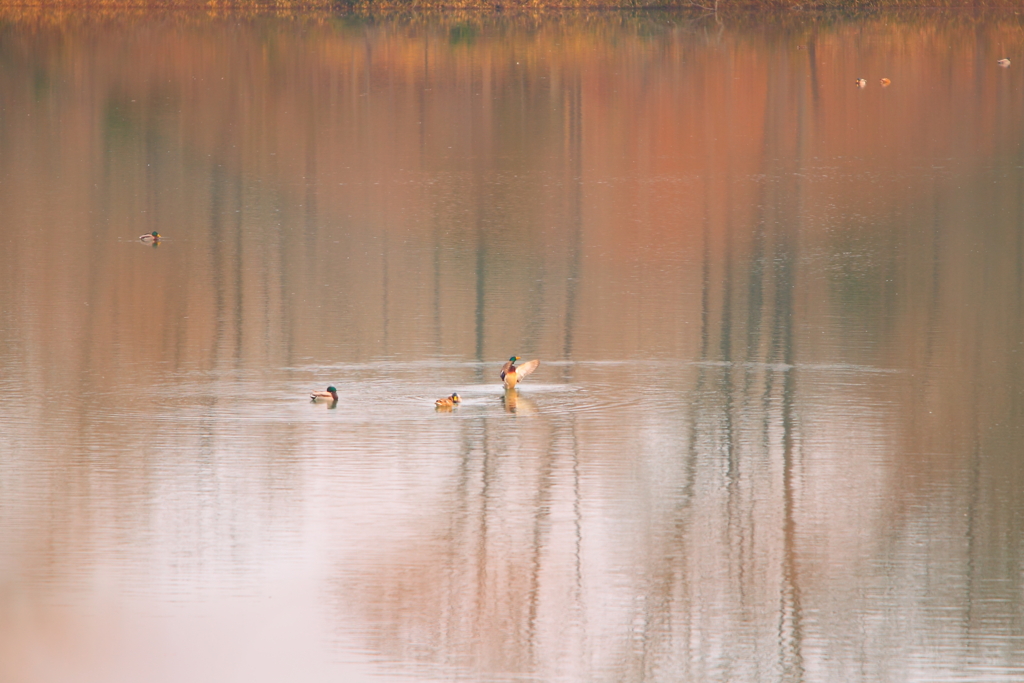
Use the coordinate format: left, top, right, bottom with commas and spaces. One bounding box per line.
1, 9, 1024, 683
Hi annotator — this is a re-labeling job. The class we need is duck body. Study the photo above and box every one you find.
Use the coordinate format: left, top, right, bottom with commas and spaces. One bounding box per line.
855, 78, 867, 88
998, 59, 1011, 67
140, 231, 161, 243
880, 78, 891, 87
311, 386, 338, 401
435, 393, 461, 409
500, 356, 540, 389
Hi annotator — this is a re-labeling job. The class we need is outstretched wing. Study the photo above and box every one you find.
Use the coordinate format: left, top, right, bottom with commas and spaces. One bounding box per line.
515, 359, 540, 381
499, 360, 514, 381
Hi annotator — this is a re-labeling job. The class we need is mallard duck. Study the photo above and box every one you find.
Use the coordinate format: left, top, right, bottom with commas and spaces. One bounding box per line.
435, 393, 461, 409
855, 78, 867, 88
499, 356, 540, 389
997, 59, 1011, 68
311, 386, 338, 401
880, 77, 891, 87
140, 231, 161, 243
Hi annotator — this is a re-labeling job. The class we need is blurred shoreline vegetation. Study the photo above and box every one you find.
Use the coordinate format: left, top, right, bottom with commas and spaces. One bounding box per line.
1, 0, 1023, 24
0, 8, 1019, 45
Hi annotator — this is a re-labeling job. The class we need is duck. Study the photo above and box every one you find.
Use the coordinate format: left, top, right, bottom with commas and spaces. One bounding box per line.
499, 356, 540, 390
855, 78, 867, 88
997, 59, 1011, 68
435, 393, 461, 409
140, 231, 161, 243
311, 386, 338, 401
880, 77, 891, 87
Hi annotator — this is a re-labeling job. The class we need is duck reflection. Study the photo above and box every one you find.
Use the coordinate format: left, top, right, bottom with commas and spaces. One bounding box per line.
501, 389, 537, 414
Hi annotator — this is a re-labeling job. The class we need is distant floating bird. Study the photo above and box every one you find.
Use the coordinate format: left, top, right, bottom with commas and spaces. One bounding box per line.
500, 356, 540, 390
855, 78, 867, 88
435, 393, 461, 409
140, 231, 161, 242
311, 386, 338, 401
997, 59, 1010, 67
880, 78, 891, 87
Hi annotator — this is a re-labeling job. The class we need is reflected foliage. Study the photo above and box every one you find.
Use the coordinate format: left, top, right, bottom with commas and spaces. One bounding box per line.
1, 10, 1024, 683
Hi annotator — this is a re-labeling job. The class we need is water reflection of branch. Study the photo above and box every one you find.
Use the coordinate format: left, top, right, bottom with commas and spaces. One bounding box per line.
779, 364, 806, 682
562, 68, 583, 380
525, 420, 559, 666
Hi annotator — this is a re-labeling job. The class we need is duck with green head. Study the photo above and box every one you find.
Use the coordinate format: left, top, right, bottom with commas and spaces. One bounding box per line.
311, 386, 338, 401
499, 356, 540, 390
140, 231, 161, 243
435, 393, 461, 409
